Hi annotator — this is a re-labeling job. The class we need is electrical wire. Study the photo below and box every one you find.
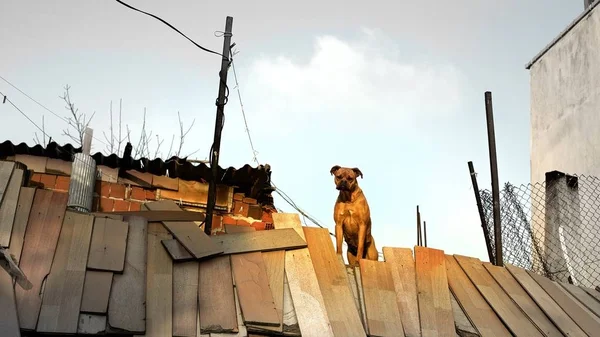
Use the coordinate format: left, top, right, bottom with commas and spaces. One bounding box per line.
115, 0, 225, 57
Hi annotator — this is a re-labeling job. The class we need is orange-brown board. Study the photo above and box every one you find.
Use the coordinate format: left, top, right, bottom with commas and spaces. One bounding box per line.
444, 255, 510, 337
415, 247, 455, 337
15, 190, 67, 331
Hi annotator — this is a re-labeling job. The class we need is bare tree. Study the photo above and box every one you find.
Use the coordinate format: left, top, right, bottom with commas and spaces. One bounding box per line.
60, 85, 95, 147
103, 99, 128, 155
33, 115, 48, 146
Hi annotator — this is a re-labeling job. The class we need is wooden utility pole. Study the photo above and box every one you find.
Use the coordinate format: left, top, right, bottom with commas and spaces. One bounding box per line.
205, 16, 233, 235
484, 91, 503, 266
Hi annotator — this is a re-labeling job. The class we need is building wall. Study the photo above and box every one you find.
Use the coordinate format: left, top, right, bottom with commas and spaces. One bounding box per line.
530, 4, 600, 287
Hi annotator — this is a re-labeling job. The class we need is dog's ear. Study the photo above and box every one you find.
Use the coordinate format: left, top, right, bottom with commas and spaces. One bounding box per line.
352, 167, 363, 179
330, 165, 341, 176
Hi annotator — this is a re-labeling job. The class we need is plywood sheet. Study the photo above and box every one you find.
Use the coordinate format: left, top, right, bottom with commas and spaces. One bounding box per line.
144, 201, 223, 259
0, 168, 23, 247
162, 239, 194, 261
7, 187, 35, 262
173, 261, 199, 337
15, 190, 66, 331
359, 259, 403, 337
37, 211, 94, 334
444, 255, 509, 337
145, 222, 173, 337
454, 255, 543, 337
0, 268, 20, 337
527, 269, 600, 335
80, 270, 113, 314
198, 255, 238, 333
383, 247, 420, 337
560, 282, 600, 317
304, 227, 365, 337
0, 161, 15, 202
87, 217, 129, 272
272, 213, 334, 337
415, 247, 455, 337
505, 264, 586, 337
213, 228, 307, 255
484, 262, 562, 336
107, 216, 148, 334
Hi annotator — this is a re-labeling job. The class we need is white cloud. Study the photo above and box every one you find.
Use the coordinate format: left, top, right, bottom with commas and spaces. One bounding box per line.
243, 28, 466, 136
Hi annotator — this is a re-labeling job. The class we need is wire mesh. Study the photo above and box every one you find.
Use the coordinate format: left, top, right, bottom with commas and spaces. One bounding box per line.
479, 173, 600, 288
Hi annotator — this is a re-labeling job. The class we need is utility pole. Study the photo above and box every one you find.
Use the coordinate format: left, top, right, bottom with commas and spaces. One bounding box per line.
205, 16, 233, 235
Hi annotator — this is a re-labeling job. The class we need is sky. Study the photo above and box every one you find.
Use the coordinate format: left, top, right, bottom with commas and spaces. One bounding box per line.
0, 0, 585, 261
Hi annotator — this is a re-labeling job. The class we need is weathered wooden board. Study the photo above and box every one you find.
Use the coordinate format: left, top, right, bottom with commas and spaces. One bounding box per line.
212, 228, 307, 255
87, 217, 129, 272
383, 247, 420, 337
527, 269, 600, 335
449, 291, 479, 337
80, 270, 113, 314
484, 262, 562, 336
152, 175, 179, 191
0, 168, 23, 247
359, 259, 403, 337
159, 180, 231, 208
162, 238, 194, 261
37, 211, 94, 334
505, 264, 586, 337
7, 187, 35, 262
231, 251, 279, 326
583, 286, 600, 303
415, 247, 455, 337
354, 266, 369, 334
247, 249, 286, 334
15, 190, 66, 330
0, 161, 15, 203
144, 201, 223, 259
444, 255, 509, 337
173, 261, 198, 337
93, 210, 206, 222
454, 255, 544, 337
272, 213, 334, 337
77, 314, 106, 335
45, 158, 72, 176
13, 155, 46, 173
560, 282, 600, 317
198, 255, 238, 333
0, 267, 20, 336
107, 216, 148, 334
305, 227, 365, 337
145, 222, 173, 337
225, 224, 255, 234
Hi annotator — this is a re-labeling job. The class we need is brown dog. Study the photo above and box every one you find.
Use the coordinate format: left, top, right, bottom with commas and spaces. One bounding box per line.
331, 165, 378, 266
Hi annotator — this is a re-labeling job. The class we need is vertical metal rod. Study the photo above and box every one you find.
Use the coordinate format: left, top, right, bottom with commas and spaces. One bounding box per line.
417, 205, 422, 246
423, 221, 427, 247
485, 91, 503, 266
468, 161, 495, 263
205, 16, 234, 235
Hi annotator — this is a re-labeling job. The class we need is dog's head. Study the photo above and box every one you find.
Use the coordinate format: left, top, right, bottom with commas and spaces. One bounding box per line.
330, 165, 363, 191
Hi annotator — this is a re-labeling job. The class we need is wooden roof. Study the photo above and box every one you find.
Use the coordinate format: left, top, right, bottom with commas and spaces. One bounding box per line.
1, 160, 600, 336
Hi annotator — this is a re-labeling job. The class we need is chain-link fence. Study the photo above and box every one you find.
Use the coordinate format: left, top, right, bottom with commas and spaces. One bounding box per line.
479, 172, 600, 289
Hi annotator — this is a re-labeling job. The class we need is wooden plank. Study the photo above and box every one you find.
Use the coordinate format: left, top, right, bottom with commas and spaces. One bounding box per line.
560, 282, 600, 317
7, 187, 35, 262
0, 266, 20, 337
454, 255, 544, 337
93, 210, 206, 222
45, 158, 72, 176
87, 217, 129, 272
382, 247, 420, 337
152, 174, 179, 191
80, 270, 113, 314
272, 213, 334, 337
210, 290, 247, 337
583, 286, 600, 303
159, 180, 231, 208
107, 216, 148, 334
444, 255, 508, 336
526, 269, 600, 335
13, 155, 45, 173
304, 227, 365, 337
37, 211, 94, 334
0, 161, 15, 202
484, 262, 563, 336
354, 266, 369, 334
173, 261, 199, 337
505, 263, 587, 337
145, 222, 173, 337
449, 291, 479, 337
225, 224, 255, 233
144, 201, 223, 259
198, 255, 238, 333
77, 314, 106, 334
247, 249, 286, 334
162, 239, 194, 261
231, 251, 279, 326
213, 228, 307, 255
0, 168, 23, 247
359, 259, 403, 337
97, 165, 119, 183
15, 190, 66, 331
415, 247, 455, 337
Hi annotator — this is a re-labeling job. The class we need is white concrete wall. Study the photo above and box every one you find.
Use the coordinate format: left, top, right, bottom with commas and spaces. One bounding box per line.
530, 5, 600, 288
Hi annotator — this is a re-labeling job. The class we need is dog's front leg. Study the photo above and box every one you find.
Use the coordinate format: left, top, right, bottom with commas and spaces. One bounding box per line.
335, 222, 343, 255
356, 224, 366, 265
